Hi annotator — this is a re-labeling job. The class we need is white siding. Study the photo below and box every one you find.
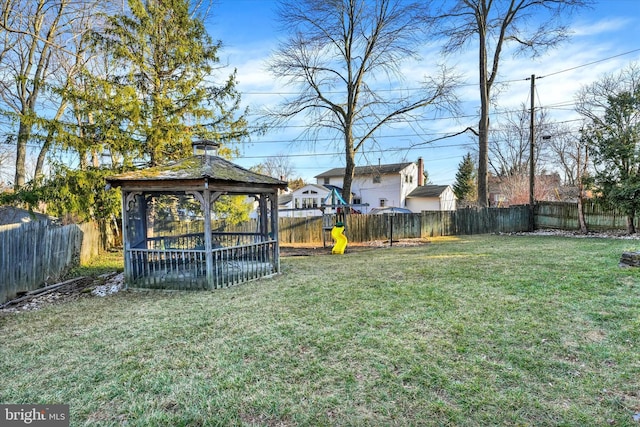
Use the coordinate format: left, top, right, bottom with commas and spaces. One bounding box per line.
406, 198, 441, 212
406, 186, 457, 212
279, 184, 334, 217
439, 187, 457, 210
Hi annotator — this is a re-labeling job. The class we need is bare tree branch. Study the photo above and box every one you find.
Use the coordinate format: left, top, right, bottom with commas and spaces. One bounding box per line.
265, 0, 457, 202
428, 0, 593, 206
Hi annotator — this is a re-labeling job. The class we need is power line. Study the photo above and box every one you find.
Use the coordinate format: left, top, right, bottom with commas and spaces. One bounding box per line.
242, 49, 640, 97
538, 48, 640, 79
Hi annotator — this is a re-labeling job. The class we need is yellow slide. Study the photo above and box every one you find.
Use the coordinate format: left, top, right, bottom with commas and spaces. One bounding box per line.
331, 225, 348, 254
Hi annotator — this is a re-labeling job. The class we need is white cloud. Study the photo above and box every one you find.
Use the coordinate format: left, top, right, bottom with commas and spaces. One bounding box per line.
572, 17, 634, 37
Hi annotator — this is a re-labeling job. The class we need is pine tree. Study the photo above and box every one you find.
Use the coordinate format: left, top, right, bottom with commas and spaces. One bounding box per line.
90, 0, 247, 166
453, 153, 477, 204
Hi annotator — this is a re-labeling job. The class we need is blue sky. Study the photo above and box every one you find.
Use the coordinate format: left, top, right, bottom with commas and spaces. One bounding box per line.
205, 0, 640, 185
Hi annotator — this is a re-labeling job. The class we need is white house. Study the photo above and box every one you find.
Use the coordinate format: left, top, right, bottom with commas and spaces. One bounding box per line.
315, 158, 425, 212
279, 184, 329, 217
406, 185, 457, 212
278, 158, 455, 217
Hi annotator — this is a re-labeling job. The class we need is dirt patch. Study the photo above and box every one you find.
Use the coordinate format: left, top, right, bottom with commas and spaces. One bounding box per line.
280, 238, 431, 256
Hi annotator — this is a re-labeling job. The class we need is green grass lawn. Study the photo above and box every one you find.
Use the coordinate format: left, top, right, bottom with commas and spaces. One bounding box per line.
2, 235, 640, 426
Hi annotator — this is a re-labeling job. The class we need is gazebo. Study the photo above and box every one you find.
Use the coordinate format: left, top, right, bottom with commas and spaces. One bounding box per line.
106, 142, 287, 290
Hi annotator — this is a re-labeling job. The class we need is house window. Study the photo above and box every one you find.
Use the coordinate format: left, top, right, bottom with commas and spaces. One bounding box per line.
353, 197, 361, 205
302, 197, 318, 208
323, 177, 330, 185
295, 198, 300, 209
373, 175, 381, 183
379, 199, 386, 207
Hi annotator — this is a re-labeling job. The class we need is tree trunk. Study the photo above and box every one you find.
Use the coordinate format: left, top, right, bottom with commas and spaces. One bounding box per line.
34, 140, 49, 181
577, 192, 588, 234
36, 100, 71, 180
576, 147, 588, 234
477, 20, 490, 208
342, 145, 355, 204
477, 112, 489, 207
627, 213, 636, 235
14, 120, 30, 190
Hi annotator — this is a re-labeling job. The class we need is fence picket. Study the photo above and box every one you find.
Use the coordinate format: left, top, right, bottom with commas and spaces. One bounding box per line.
0, 221, 107, 304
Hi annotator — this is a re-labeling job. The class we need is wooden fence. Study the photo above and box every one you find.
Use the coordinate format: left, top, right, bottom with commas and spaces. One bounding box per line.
536, 201, 635, 231
276, 206, 531, 244
0, 221, 105, 304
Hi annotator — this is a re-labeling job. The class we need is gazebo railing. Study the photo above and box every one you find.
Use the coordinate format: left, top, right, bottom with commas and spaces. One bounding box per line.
129, 248, 208, 289
211, 240, 277, 289
126, 239, 278, 290
142, 232, 267, 251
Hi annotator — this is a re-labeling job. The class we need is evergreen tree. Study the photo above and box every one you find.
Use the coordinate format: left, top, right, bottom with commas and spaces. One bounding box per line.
587, 90, 640, 234
90, 0, 247, 166
453, 153, 477, 204
578, 64, 640, 234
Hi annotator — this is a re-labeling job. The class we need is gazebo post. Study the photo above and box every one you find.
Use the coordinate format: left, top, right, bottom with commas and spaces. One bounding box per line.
258, 194, 268, 240
120, 190, 132, 286
270, 192, 280, 273
203, 186, 215, 290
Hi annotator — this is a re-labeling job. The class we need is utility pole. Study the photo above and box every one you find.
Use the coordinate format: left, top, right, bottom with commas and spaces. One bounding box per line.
529, 74, 536, 232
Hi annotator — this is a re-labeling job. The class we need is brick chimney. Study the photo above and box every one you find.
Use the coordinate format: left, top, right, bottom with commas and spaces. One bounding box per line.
417, 157, 424, 186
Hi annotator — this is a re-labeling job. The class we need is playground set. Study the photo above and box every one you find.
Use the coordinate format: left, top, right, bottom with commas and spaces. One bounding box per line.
320, 188, 351, 255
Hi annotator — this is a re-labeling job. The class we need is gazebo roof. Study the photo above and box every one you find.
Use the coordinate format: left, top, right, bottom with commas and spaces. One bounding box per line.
107, 155, 287, 191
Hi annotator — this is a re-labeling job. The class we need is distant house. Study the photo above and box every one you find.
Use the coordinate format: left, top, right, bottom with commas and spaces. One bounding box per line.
279, 184, 357, 217
488, 174, 562, 207
278, 193, 293, 210
279, 184, 329, 218
315, 158, 426, 212
406, 185, 457, 212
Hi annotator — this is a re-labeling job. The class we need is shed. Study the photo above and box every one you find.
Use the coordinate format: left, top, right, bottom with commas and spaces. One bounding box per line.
106, 143, 287, 290
406, 185, 457, 212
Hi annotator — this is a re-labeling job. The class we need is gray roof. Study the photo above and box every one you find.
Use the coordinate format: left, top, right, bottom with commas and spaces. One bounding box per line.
407, 185, 451, 198
315, 162, 413, 178
107, 155, 287, 189
279, 194, 293, 205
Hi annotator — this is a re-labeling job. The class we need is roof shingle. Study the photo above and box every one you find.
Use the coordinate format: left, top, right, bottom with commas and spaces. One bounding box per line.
315, 162, 413, 178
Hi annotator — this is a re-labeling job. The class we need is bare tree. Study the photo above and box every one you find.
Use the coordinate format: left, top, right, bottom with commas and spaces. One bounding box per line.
266, 0, 458, 203
0, 0, 67, 188
429, 0, 592, 207
0, 0, 105, 189
576, 63, 640, 130
252, 153, 297, 181
33, 1, 108, 179
488, 104, 552, 177
492, 173, 559, 206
